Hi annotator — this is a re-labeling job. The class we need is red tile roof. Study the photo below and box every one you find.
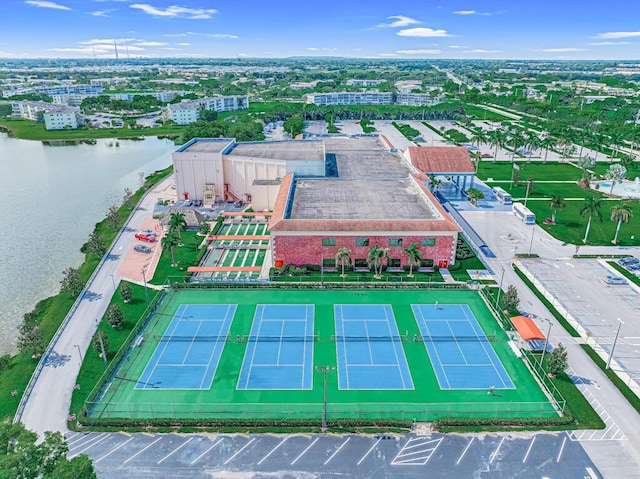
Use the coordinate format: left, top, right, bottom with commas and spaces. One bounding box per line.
407, 146, 475, 174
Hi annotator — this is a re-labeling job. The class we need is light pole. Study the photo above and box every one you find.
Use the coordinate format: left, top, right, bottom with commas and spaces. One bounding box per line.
524, 179, 532, 207
606, 318, 624, 369
495, 266, 505, 309
109, 273, 116, 291
141, 267, 150, 307
315, 365, 335, 430
528, 224, 536, 256
539, 320, 553, 370
74, 344, 83, 366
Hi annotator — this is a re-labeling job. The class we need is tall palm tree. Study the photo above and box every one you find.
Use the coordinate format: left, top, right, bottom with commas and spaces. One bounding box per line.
488, 129, 505, 162
541, 136, 556, 163
579, 196, 604, 244
402, 242, 422, 278
609, 132, 625, 159
335, 247, 352, 278
168, 212, 188, 241
611, 203, 633, 244
471, 130, 488, 150
428, 174, 442, 193
161, 231, 180, 266
367, 245, 389, 279
548, 195, 566, 224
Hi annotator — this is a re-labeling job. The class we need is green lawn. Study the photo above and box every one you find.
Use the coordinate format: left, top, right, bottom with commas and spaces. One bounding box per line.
86, 287, 556, 422
464, 105, 512, 121
150, 231, 207, 285
485, 181, 597, 200
477, 161, 583, 181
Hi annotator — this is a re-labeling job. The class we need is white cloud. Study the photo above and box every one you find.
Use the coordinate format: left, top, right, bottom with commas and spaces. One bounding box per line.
465, 49, 501, 53
90, 9, 112, 16
377, 53, 399, 57
79, 38, 137, 45
307, 47, 320, 51
377, 15, 420, 28
238, 53, 248, 57
178, 42, 191, 46
596, 31, 640, 39
448, 45, 467, 49
397, 27, 450, 38
536, 47, 586, 52
160, 47, 179, 50
453, 10, 492, 16
589, 41, 631, 46
134, 41, 168, 46
396, 49, 441, 54
130, 4, 217, 19
212, 34, 237, 39
25, 1, 71, 10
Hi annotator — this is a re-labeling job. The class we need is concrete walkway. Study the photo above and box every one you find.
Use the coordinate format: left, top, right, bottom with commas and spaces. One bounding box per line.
17, 175, 175, 436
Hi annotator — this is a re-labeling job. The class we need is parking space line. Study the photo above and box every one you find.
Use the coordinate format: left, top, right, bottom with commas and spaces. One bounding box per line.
291, 437, 319, 465
123, 437, 162, 464
522, 437, 536, 463
489, 437, 505, 464
95, 437, 135, 464
191, 438, 224, 465
357, 437, 382, 465
157, 437, 193, 464
324, 437, 350, 465
67, 433, 98, 448
258, 437, 288, 465
69, 434, 112, 458
557, 437, 567, 463
456, 438, 474, 465
223, 438, 255, 465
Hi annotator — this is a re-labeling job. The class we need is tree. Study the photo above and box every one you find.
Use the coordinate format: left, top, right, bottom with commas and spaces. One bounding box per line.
106, 205, 120, 230
605, 164, 627, 195
466, 187, 485, 206
60, 267, 83, 297
283, 114, 304, 137
428, 174, 442, 193
335, 247, 352, 278
105, 304, 123, 328
17, 322, 45, 357
168, 212, 188, 241
162, 231, 180, 266
611, 202, 633, 244
402, 242, 422, 278
548, 195, 566, 224
86, 232, 106, 258
92, 331, 110, 357
366, 244, 389, 279
502, 285, 520, 311
199, 109, 218, 122
541, 136, 556, 163
198, 221, 211, 235
119, 282, 132, 303
580, 196, 604, 243
122, 187, 134, 207
547, 342, 568, 377
488, 129, 505, 162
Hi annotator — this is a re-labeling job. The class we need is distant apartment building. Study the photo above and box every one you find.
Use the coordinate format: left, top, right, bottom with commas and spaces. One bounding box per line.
346, 79, 386, 87
1, 84, 103, 99
11, 100, 83, 130
395, 93, 441, 107
394, 80, 423, 94
165, 95, 249, 125
109, 91, 183, 102
290, 81, 319, 90
306, 92, 393, 106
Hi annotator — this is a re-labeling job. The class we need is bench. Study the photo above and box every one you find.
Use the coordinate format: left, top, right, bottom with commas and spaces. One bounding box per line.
134, 335, 145, 347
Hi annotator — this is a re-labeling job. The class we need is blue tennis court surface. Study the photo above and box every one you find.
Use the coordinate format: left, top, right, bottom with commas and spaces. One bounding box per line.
335, 304, 414, 390
137, 304, 236, 390
237, 304, 314, 390
412, 304, 514, 390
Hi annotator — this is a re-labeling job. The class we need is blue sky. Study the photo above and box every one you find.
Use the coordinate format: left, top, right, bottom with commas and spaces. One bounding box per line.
2, 0, 640, 59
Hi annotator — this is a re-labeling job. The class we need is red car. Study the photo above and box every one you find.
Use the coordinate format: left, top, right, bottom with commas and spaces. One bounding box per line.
135, 231, 157, 242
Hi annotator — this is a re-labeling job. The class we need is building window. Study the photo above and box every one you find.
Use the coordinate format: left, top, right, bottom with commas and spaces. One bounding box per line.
354, 259, 368, 268
322, 238, 336, 247
389, 258, 401, 268
422, 237, 436, 247
420, 258, 434, 268
322, 258, 336, 267
355, 237, 369, 247
388, 238, 402, 247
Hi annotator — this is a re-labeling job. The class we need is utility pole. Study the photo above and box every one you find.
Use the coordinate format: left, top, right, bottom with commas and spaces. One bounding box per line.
113, 39, 119, 60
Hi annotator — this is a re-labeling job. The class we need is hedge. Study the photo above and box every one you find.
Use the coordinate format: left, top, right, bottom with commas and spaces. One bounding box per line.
432, 413, 575, 430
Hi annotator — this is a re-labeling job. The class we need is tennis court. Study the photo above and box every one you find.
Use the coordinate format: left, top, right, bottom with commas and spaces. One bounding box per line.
412, 304, 514, 390
136, 304, 236, 390
335, 304, 413, 390
237, 304, 315, 390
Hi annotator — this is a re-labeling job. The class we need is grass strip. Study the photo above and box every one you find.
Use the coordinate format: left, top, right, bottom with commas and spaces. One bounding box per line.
512, 263, 580, 337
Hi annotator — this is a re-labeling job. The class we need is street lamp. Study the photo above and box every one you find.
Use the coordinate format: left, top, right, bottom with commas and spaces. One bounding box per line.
141, 267, 150, 307
606, 318, 624, 369
315, 365, 335, 430
74, 344, 83, 366
528, 224, 536, 256
109, 274, 116, 291
524, 179, 532, 207
539, 320, 553, 371
495, 266, 505, 309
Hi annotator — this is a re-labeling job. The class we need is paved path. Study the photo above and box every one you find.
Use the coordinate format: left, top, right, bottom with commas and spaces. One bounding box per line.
17, 175, 175, 436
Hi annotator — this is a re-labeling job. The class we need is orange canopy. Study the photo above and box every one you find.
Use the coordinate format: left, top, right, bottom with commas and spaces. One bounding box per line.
509, 316, 546, 341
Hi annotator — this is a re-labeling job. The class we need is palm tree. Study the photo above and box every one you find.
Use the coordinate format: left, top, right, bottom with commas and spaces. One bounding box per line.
402, 242, 422, 278
366, 245, 389, 279
488, 129, 505, 162
541, 136, 556, 163
428, 174, 442, 193
466, 187, 485, 206
548, 195, 566, 224
471, 130, 488, 150
161, 231, 180, 266
611, 203, 633, 244
579, 196, 604, 244
168, 212, 188, 241
609, 132, 625, 159
335, 247, 352, 278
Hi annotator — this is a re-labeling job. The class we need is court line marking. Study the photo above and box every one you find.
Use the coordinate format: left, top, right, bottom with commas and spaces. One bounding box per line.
324, 437, 350, 465
190, 438, 224, 465
223, 438, 256, 465
291, 437, 319, 465
557, 436, 567, 463
157, 437, 193, 464
69, 433, 112, 458
489, 436, 506, 464
94, 437, 135, 464
456, 437, 474, 465
522, 436, 536, 463
257, 437, 288, 465
123, 437, 162, 464
357, 437, 382, 465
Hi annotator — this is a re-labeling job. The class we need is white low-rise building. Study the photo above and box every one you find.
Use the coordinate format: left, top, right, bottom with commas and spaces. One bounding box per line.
306, 92, 393, 106
11, 100, 83, 129
165, 95, 249, 125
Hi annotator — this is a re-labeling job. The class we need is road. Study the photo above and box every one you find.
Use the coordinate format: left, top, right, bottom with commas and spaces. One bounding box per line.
17, 175, 175, 436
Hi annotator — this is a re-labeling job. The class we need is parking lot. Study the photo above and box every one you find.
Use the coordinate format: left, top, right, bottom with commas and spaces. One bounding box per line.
70, 430, 600, 479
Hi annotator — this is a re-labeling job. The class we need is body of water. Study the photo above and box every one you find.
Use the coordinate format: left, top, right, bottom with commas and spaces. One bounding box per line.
0, 134, 175, 355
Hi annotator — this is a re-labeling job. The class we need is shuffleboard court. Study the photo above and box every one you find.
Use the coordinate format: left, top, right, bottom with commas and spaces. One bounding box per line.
412, 304, 514, 390
136, 304, 236, 390
237, 304, 314, 390
335, 304, 414, 390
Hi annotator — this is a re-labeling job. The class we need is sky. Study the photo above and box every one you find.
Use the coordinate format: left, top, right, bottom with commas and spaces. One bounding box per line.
1, 0, 640, 60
